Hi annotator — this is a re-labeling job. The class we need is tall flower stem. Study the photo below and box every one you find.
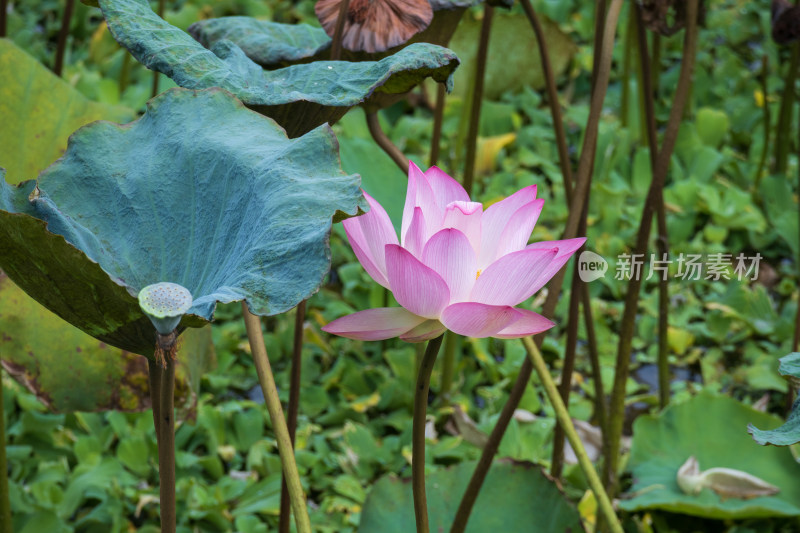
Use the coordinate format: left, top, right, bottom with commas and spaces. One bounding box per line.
279, 300, 307, 533
412, 334, 445, 533
429, 83, 447, 166
119, 53, 132, 96
330, 0, 350, 60
0, 369, 11, 533
54, 0, 75, 76
450, 271, 567, 533
604, 0, 698, 495
581, 284, 606, 433
753, 54, 771, 196
521, 337, 623, 533
775, 42, 799, 174
147, 358, 163, 445
366, 111, 410, 175
462, 5, 493, 196
550, 231, 585, 478
793, 80, 800, 407
439, 331, 458, 403
634, 4, 671, 409
156, 346, 176, 533
450, 3, 623, 531
519, 0, 573, 201
242, 303, 311, 533
151, 0, 165, 96
0, 0, 7, 37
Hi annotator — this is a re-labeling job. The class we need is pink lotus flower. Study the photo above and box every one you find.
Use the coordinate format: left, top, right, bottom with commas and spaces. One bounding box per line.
323, 163, 585, 342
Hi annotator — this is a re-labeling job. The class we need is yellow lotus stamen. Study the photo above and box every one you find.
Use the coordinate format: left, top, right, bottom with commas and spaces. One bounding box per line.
476, 269, 482, 279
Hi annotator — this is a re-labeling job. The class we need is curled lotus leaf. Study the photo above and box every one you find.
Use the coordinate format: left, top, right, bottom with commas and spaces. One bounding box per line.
748, 352, 800, 446
676, 456, 780, 500
188, 18, 331, 68
188, 1, 477, 69
0, 88, 363, 357
99, 0, 459, 137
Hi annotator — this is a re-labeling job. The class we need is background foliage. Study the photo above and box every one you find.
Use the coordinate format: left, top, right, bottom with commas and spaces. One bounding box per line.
1, 0, 799, 531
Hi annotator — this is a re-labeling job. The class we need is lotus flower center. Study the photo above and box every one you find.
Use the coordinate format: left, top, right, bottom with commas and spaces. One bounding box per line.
476, 269, 482, 280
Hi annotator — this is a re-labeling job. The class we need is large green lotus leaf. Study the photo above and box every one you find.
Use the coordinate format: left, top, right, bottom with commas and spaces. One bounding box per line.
188, 1, 476, 69
620, 391, 800, 519
0, 88, 363, 357
448, 10, 576, 99
188, 18, 331, 68
748, 352, 800, 446
0, 38, 131, 185
358, 460, 583, 532
99, 0, 459, 137
0, 271, 214, 412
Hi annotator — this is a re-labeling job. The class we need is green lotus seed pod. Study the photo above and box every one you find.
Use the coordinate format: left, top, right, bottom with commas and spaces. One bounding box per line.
138, 282, 192, 335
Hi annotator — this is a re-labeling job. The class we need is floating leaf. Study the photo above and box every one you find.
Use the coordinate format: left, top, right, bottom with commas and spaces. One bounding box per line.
620, 391, 800, 519
677, 456, 780, 500
359, 460, 582, 532
0, 38, 131, 185
99, 0, 459, 136
748, 352, 800, 446
0, 271, 214, 412
188, 1, 476, 68
0, 88, 363, 357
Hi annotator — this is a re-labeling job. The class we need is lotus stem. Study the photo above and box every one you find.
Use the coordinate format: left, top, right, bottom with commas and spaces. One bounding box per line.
0, 368, 11, 533
634, 3, 671, 409
451, 2, 623, 528
753, 55, 770, 197
430, 83, 447, 166
156, 339, 176, 533
463, 5, 493, 196
522, 337, 623, 533
605, 0, 698, 495
550, 248, 584, 478
412, 334, 444, 533
775, 42, 799, 173
151, 0, 166, 97
147, 358, 163, 446
279, 300, 306, 533
519, 0, 573, 202
242, 303, 311, 533
620, 6, 634, 129
119, 52, 132, 95
581, 283, 606, 433
567, 0, 623, 236
54, 0, 75, 76
439, 331, 458, 403
330, 0, 350, 60
366, 111, 409, 175
0, 0, 6, 37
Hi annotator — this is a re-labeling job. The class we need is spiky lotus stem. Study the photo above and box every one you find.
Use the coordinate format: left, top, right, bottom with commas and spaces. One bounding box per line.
138, 282, 192, 533
155, 331, 179, 369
